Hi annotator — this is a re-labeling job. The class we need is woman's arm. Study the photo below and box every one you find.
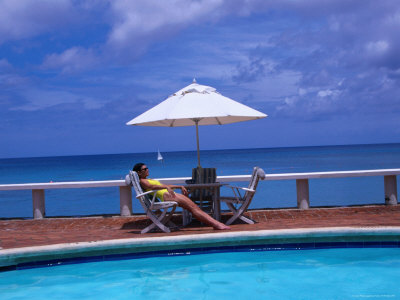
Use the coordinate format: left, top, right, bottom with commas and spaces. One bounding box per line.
140, 179, 188, 196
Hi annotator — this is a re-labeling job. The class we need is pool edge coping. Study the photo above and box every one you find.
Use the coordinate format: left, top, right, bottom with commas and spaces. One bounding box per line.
2, 226, 400, 258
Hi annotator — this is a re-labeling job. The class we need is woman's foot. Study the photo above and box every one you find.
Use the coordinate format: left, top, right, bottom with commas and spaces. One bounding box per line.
214, 224, 231, 230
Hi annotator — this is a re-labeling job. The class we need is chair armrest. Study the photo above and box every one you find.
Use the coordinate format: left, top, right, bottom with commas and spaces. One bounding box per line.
151, 201, 177, 209
221, 185, 256, 203
241, 187, 255, 193
224, 184, 245, 190
137, 190, 160, 207
225, 185, 255, 193
136, 190, 157, 198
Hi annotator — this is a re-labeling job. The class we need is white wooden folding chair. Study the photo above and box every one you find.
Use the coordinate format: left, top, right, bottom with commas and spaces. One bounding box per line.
220, 167, 265, 225
125, 171, 178, 233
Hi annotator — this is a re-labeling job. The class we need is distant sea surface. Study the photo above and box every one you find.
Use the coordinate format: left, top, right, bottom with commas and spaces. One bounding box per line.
1, 143, 400, 219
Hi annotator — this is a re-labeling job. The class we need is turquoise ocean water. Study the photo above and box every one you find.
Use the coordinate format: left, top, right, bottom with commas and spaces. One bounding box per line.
1, 143, 400, 219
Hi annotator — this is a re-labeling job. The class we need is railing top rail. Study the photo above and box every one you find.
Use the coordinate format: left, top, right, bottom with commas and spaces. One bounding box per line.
0, 180, 127, 191
0, 168, 399, 191
263, 168, 400, 181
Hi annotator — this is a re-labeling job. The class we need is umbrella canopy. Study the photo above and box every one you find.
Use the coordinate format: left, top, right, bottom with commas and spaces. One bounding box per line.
126, 80, 267, 166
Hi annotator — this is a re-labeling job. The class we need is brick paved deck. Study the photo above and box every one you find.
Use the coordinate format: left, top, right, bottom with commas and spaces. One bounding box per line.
1, 205, 400, 250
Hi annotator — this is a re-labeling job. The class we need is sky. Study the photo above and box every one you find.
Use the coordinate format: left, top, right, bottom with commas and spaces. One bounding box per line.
1, 0, 400, 158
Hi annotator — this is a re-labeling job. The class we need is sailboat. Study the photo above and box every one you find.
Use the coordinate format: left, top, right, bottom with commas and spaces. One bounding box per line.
157, 149, 164, 163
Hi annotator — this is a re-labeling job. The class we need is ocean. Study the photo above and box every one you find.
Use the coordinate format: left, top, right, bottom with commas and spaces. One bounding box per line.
1, 143, 400, 219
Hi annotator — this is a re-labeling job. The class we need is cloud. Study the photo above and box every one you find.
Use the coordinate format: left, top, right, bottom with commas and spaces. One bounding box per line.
0, 0, 75, 44
0, 59, 106, 111
0, 59, 12, 70
366, 40, 389, 55
232, 57, 276, 83
3, 1, 400, 119
0, 59, 30, 101
104, 0, 295, 60
105, 0, 227, 58
42, 47, 99, 73
10, 88, 104, 111
222, 0, 400, 120
277, 84, 343, 120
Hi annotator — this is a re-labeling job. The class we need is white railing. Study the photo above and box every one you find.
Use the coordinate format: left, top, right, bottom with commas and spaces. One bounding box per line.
0, 169, 399, 219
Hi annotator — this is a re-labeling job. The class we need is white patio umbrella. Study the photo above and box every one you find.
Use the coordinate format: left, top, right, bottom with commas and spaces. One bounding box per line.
126, 80, 267, 167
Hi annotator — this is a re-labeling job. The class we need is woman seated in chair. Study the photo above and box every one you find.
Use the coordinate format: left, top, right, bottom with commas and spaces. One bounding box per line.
133, 163, 230, 230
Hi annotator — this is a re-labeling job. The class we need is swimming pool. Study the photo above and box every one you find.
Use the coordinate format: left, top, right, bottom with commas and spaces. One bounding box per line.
1, 247, 399, 299
1, 228, 400, 299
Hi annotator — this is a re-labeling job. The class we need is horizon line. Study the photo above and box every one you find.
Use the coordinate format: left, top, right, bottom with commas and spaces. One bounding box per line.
1, 142, 400, 160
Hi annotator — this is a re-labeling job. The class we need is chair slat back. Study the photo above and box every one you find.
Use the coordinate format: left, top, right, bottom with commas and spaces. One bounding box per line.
130, 171, 152, 209
184, 167, 216, 212
191, 167, 216, 198
244, 167, 266, 200
193, 167, 216, 183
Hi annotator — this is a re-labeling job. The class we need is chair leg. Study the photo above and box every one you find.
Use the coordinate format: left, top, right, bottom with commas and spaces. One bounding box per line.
142, 222, 170, 234
162, 205, 176, 225
225, 203, 255, 225
141, 205, 178, 233
238, 215, 255, 224
182, 209, 192, 226
142, 215, 169, 233
142, 209, 171, 233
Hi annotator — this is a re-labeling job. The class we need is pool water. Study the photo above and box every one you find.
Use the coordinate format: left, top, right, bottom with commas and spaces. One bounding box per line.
1, 248, 399, 299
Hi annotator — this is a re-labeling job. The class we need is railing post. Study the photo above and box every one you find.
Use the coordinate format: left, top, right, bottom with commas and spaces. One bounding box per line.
32, 189, 45, 219
296, 179, 310, 209
384, 175, 398, 205
119, 186, 133, 216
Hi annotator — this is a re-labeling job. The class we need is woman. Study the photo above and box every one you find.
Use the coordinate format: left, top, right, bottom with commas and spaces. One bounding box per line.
133, 163, 230, 230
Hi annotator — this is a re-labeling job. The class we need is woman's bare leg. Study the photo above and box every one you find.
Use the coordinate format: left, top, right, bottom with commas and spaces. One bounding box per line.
165, 193, 230, 230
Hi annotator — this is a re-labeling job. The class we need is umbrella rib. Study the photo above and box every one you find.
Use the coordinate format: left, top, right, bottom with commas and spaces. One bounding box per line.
215, 117, 222, 125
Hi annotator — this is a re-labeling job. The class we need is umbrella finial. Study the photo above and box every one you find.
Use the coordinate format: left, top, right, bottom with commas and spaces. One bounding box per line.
192, 78, 197, 84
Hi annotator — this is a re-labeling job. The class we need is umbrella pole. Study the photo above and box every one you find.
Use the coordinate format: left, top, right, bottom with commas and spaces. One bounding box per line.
195, 120, 201, 168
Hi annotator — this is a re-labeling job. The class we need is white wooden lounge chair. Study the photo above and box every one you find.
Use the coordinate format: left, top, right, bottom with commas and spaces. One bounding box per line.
125, 171, 178, 234
220, 167, 265, 225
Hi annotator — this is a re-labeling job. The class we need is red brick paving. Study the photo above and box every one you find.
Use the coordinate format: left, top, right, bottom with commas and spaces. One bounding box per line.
1, 205, 400, 250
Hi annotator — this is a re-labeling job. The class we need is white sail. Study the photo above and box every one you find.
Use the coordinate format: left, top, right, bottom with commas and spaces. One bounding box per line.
157, 149, 163, 161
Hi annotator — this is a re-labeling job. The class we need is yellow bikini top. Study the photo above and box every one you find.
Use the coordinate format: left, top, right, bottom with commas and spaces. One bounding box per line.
146, 179, 162, 186
144, 179, 167, 201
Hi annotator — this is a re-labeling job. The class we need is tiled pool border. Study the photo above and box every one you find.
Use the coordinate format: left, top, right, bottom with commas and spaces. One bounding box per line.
1, 227, 400, 272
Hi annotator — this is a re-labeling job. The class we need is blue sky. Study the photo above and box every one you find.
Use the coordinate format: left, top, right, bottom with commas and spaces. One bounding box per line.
1, 0, 399, 158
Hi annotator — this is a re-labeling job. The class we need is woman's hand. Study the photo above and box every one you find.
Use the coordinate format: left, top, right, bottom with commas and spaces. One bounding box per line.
167, 187, 175, 197
180, 186, 188, 196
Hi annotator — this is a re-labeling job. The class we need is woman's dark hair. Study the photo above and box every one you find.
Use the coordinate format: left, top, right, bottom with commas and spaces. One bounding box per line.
133, 163, 146, 172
